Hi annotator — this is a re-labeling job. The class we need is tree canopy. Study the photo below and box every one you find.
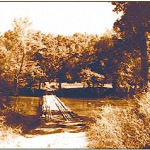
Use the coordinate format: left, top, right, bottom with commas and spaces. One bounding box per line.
112, 2, 150, 91
0, 2, 149, 98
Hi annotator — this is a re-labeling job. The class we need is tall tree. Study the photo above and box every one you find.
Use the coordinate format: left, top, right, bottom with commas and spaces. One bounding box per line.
112, 2, 150, 90
92, 31, 114, 82
3, 18, 44, 94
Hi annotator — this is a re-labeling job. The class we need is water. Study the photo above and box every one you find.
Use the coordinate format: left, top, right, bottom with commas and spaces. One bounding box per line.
10, 96, 42, 116
10, 96, 132, 117
60, 97, 132, 117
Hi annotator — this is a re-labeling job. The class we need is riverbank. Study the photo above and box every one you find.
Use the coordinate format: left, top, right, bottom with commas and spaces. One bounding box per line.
18, 86, 114, 98
86, 92, 150, 149
0, 123, 87, 148
0, 109, 22, 148
0, 125, 87, 148
2, 92, 150, 148
0, 110, 88, 148
18, 82, 114, 98
0, 96, 88, 148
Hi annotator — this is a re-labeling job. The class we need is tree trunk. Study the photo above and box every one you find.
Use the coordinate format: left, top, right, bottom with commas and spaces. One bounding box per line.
13, 74, 18, 95
139, 33, 148, 91
13, 49, 25, 95
38, 78, 41, 89
58, 81, 62, 96
18, 50, 25, 76
112, 78, 118, 94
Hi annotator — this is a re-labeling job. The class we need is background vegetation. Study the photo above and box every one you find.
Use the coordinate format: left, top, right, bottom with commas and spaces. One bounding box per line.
0, 2, 150, 149
0, 2, 150, 99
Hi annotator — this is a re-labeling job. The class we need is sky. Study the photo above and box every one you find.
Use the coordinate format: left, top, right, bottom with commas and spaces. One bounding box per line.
0, 2, 121, 36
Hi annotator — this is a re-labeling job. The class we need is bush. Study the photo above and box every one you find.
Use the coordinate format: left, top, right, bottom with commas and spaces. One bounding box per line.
87, 105, 125, 149
87, 93, 150, 149
0, 115, 23, 148
0, 103, 24, 148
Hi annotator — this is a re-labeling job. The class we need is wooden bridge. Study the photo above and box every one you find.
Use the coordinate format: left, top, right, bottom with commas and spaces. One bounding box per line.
39, 95, 82, 122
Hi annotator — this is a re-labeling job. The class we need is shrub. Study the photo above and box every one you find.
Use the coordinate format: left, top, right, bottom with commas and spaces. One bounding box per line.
0, 116, 22, 148
87, 93, 150, 149
87, 105, 125, 149
0, 104, 23, 148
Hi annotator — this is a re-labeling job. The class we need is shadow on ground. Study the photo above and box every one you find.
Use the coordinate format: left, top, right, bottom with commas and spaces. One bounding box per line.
4, 110, 90, 137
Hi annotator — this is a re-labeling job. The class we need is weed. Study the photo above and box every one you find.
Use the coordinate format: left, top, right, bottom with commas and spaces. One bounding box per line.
87, 93, 150, 149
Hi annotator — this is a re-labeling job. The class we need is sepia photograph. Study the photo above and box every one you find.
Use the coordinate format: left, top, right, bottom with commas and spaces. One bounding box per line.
0, 1, 150, 149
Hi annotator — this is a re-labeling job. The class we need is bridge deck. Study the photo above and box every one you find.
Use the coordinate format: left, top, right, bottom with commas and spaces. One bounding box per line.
42, 95, 70, 111
40, 95, 81, 122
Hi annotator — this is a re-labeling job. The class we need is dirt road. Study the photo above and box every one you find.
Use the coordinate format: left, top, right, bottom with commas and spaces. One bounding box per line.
2, 120, 88, 148
14, 132, 87, 148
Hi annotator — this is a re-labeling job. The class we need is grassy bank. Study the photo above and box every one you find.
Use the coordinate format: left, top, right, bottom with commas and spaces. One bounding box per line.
86, 92, 150, 149
0, 110, 23, 148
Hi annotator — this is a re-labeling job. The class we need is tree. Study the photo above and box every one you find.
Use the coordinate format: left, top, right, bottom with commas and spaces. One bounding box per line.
116, 51, 142, 97
0, 34, 13, 96
91, 31, 114, 84
3, 18, 44, 94
112, 2, 150, 91
39, 33, 100, 86
79, 68, 105, 88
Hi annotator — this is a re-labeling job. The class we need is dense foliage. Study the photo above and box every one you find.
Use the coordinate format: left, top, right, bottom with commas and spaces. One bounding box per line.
112, 2, 150, 92
0, 18, 105, 96
0, 2, 150, 98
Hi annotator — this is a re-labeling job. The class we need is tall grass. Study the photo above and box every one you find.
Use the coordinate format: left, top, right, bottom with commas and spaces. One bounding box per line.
0, 106, 23, 148
0, 116, 23, 148
87, 92, 150, 149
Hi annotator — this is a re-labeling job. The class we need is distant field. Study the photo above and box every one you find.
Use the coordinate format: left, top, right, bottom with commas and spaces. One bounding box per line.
43, 82, 112, 90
